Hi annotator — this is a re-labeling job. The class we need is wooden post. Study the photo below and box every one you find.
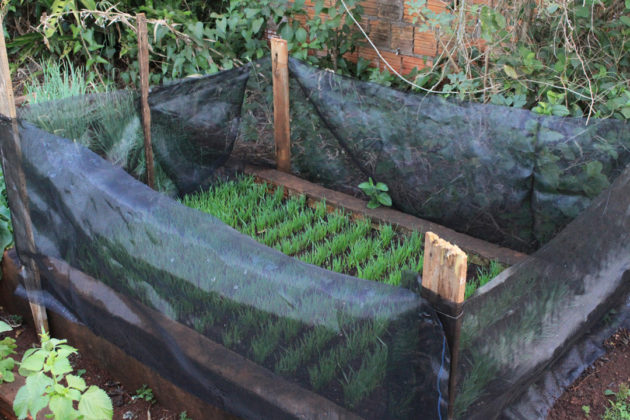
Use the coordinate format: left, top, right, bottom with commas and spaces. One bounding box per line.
422, 231, 467, 420
136, 13, 155, 189
0, 17, 49, 336
271, 37, 291, 173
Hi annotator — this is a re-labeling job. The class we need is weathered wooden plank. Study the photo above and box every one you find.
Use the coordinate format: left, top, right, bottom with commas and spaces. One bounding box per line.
0, 17, 48, 336
270, 38, 291, 173
137, 13, 155, 189
246, 166, 528, 266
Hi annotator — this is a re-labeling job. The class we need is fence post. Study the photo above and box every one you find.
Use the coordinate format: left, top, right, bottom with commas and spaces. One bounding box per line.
0, 17, 49, 336
137, 13, 155, 189
270, 37, 291, 173
422, 231, 467, 420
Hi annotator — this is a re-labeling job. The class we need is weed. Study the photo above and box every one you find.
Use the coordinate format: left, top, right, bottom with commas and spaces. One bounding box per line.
604, 384, 630, 420
179, 412, 193, 420
0, 321, 16, 384
358, 178, 392, 209
133, 385, 155, 404
14, 330, 113, 419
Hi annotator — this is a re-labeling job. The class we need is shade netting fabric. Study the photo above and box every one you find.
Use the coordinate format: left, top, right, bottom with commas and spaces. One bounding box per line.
2, 57, 630, 419
0, 65, 449, 419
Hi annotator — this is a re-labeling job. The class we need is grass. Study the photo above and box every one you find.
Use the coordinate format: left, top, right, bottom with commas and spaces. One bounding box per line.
20, 60, 178, 196
604, 384, 630, 420
24, 59, 105, 105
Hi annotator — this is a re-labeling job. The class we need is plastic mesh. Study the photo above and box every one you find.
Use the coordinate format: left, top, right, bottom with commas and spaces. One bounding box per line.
0, 114, 449, 419
286, 58, 630, 251
2, 56, 630, 419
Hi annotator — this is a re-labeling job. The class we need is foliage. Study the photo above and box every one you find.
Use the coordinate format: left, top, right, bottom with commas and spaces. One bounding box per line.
13, 331, 113, 420
0, 169, 13, 252
132, 384, 155, 404
0, 320, 17, 384
604, 384, 630, 420
358, 177, 392, 209
3, 0, 365, 88
404, 0, 630, 121
24, 59, 105, 104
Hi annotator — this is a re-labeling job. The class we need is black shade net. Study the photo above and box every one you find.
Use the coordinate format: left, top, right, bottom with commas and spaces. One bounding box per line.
2, 56, 630, 419
1, 65, 449, 419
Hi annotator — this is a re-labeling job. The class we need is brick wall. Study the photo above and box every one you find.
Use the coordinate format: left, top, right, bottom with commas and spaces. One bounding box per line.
297, 0, 450, 74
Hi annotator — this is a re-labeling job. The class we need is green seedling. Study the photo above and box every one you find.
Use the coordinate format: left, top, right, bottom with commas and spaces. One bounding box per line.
0, 320, 16, 384
179, 411, 193, 420
14, 331, 113, 420
358, 178, 392, 209
604, 383, 630, 420
222, 325, 242, 350
379, 224, 395, 247
133, 384, 155, 404
341, 344, 388, 408
308, 354, 337, 391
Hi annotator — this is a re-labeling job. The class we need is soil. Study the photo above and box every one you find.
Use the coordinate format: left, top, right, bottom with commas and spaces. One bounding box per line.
548, 328, 630, 420
0, 308, 184, 420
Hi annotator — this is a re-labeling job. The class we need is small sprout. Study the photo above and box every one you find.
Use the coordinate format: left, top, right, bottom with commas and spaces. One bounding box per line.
358, 178, 392, 209
133, 384, 155, 404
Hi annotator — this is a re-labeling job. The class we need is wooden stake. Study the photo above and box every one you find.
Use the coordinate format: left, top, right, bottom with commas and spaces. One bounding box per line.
421, 231, 467, 420
137, 13, 155, 189
0, 17, 49, 336
271, 37, 291, 173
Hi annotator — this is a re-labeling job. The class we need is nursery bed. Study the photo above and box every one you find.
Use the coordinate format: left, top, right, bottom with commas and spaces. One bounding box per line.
182, 169, 525, 298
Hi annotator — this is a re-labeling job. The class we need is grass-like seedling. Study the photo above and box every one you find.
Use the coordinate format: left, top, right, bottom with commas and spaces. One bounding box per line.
183, 175, 499, 297
342, 344, 388, 408
465, 261, 505, 299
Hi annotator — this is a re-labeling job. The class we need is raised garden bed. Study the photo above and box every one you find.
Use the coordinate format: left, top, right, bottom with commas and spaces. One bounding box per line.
181, 174, 507, 298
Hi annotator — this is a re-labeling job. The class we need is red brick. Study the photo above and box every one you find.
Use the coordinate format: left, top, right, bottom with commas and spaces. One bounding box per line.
414, 29, 438, 57
402, 55, 432, 74
368, 19, 391, 48
360, 0, 380, 16
359, 47, 403, 72
378, 0, 403, 20
391, 23, 414, 54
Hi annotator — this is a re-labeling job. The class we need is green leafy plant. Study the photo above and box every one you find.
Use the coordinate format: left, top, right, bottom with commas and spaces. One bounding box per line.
604, 384, 630, 420
358, 178, 392, 209
179, 412, 193, 420
0, 170, 13, 252
582, 404, 591, 417
14, 332, 113, 420
132, 384, 155, 404
532, 91, 571, 117
0, 320, 17, 384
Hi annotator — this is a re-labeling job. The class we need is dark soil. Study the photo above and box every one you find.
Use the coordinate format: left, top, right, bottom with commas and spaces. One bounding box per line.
0, 308, 184, 420
548, 328, 630, 420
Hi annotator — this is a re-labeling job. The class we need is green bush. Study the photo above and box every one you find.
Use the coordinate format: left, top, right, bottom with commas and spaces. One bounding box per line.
4, 0, 364, 88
